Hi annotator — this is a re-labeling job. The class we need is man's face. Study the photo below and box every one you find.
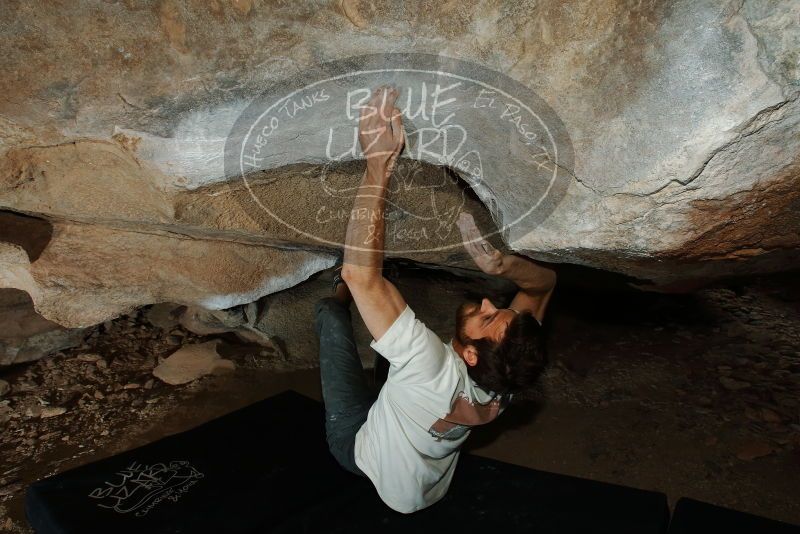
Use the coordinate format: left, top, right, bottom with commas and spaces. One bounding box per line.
455, 298, 517, 345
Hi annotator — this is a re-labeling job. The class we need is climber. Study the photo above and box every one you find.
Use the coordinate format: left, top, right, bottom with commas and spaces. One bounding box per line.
313, 85, 557, 514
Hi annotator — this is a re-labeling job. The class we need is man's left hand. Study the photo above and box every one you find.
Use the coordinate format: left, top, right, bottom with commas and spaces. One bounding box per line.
457, 212, 505, 275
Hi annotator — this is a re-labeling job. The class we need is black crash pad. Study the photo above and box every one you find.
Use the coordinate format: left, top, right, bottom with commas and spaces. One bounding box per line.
669, 498, 800, 534
26, 391, 351, 533
281, 452, 670, 534
27, 390, 669, 533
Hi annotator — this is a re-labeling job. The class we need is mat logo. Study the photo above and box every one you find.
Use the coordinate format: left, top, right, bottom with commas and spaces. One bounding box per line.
88, 460, 204, 517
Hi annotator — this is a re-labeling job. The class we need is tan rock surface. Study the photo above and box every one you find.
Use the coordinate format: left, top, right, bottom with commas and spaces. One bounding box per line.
0, 218, 335, 328
0, 0, 798, 331
153, 340, 235, 385
0, 289, 84, 366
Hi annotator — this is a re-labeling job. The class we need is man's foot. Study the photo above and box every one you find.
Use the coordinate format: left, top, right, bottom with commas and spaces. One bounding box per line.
331, 261, 398, 306
332, 266, 353, 306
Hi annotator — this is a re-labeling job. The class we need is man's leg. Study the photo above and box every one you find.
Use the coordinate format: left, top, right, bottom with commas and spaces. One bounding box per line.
314, 290, 374, 477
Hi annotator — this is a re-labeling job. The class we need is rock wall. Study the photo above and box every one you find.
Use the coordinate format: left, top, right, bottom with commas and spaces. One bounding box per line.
1, 0, 799, 330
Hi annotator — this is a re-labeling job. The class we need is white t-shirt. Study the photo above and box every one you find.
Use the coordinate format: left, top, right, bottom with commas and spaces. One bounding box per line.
354, 304, 509, 514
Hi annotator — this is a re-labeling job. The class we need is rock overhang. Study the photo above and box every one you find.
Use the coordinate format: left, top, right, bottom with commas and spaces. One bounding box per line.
0, 0, 798, 329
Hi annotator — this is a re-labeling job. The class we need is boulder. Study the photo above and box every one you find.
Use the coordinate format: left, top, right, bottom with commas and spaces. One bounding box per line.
0, 218, 335, 328
177, 303, 280, 348
0, 0, 798, 331
152, 340, 235, 385
0, 289, 84, 366
144, 303, 184, 331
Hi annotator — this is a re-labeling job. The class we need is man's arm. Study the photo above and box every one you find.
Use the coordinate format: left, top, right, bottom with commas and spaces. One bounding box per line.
503, 254, 556, 324
456, 212, 556, 324
340, 85, 407, 341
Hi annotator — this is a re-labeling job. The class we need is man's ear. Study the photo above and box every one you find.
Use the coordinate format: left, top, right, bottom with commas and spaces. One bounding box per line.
463, 345, 478, 367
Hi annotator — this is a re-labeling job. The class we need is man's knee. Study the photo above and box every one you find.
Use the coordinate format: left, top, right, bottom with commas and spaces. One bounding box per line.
314, 297, 350, 332
326, 438, 354, 473
325, 419, 365, 477
314, 297, 332, 318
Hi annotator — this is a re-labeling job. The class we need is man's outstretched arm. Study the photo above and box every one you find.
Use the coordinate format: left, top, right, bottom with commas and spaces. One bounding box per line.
502, 255, 556, 323
340, 85, 407, 341
457, 212, 556, 324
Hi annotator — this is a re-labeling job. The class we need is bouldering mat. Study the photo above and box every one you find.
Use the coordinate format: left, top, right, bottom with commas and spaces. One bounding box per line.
27, 389, 670, 533
668, 498, 799, 534
26, 391, 349, 533
278, 451, 670, 534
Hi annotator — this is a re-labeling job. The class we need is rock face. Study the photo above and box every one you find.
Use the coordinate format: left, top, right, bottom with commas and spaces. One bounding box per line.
152, 340, 235, 385
0, 0, 799, 330
0, 289, 85, 366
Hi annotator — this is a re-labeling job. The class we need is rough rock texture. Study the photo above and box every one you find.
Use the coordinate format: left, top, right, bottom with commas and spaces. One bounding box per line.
0, 217, 334, 328
177, 303, 283, 349
0, 0, 799, 329
0, 289, 84, 366
152, 340, 235, 385
144, 303, 183, 331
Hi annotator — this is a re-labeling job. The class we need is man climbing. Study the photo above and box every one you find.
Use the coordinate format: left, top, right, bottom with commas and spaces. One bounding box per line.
314, 85, 556, 513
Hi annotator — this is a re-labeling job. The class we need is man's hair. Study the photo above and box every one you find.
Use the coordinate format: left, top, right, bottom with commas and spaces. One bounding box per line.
457, 311, 548, 395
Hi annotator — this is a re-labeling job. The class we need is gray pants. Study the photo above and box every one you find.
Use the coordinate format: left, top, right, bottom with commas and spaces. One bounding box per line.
314, 297, 377, 477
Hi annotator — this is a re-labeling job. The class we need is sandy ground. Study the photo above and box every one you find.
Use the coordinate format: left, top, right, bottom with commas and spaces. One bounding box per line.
1, 265, 799, 531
